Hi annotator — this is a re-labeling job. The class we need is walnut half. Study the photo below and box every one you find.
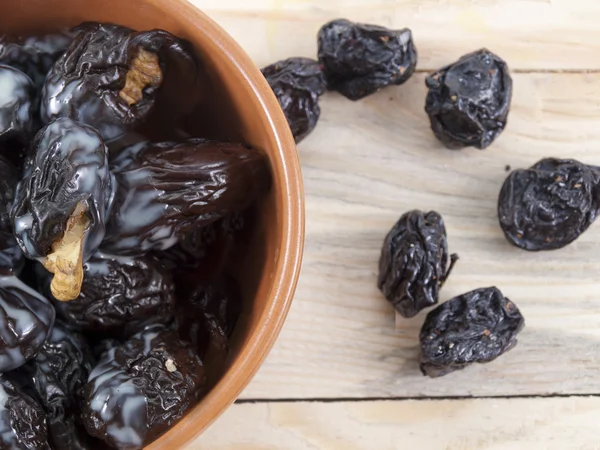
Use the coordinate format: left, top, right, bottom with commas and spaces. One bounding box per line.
119, 48, 163, 106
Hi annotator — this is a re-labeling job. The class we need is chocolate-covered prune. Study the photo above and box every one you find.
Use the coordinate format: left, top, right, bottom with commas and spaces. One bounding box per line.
102, 139, 270, 255
43, 252, 175, 337
41, 22, 202, 140
11, 118, 115, 301
81, 325, 206, 449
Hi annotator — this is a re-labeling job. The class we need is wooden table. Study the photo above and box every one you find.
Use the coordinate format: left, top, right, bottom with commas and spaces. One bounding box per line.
187, 1, 600, 448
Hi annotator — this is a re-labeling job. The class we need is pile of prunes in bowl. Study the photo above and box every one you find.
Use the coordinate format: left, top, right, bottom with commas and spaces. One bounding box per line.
0, 21, 271, 450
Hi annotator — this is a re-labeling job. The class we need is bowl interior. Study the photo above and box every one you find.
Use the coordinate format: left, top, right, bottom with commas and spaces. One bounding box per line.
2, 0, 303, 448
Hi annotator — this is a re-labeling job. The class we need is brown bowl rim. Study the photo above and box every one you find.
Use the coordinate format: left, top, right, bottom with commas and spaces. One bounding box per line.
146, 2, 305, 448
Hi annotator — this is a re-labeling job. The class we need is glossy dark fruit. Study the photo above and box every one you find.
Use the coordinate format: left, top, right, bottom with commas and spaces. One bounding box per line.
261, 57, 327, 142
0, 245, 25, 276
317, 19, 417, 101
11, 118, 114, 301
0, 155, 18, 250
157, 211, 244, 272
378, 210, 458, 318
0, 65, 35, 143
41, 22, 202, 141
420, 287, 525, 378
0, 276, 54, 372
177, 275, 242, 360
0, 377, 51, 449
0, 32, 73, 91
103, 139, 270, 255
425, 48, 513, 150
45, 252, 176, 337
498, 158, 600, 251
9, 323, 95, 450
81, 325, 206, 449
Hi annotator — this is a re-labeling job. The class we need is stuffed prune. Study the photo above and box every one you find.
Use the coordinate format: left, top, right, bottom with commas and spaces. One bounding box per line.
9, 323, 95, 450
41, 22, 202, 141
103, 139, 270, 255
81, 325, 206, 449
0, 377, 51, 449
0, 275, 54, 372
44, 252, 175, 337
11, 118, 114, 301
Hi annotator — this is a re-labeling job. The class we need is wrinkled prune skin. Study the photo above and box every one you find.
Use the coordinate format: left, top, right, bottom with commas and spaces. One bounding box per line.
425, 49, 513, 150
420, 287, 525, 378
0, 155, 18, 249
41, 22, 202, 141
317, 19, 417, 101
177, 275, 242, 360
0, 32, 73, 91
0, 377, 51, 449
44, 252, 175, 337
0, 65, 34, 144
9, 323, 95, 450
0, 276, 54, 372
11, 118, 114, 261
81, 325, 206, 449
378, 210, 458, 318
103, 139, 270, 255
261, 57, 327, 142
498, 158, 600, 251
0, 245, 25, 276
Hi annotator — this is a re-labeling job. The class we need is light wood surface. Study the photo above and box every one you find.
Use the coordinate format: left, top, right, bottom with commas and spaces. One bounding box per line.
187, 0, 600, 448
192, 397, 600, 449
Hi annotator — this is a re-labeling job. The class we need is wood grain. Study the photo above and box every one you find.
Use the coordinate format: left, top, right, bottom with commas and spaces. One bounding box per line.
186, 1, 600, 399
191, 398, 600, 449
196, 0, 600, 71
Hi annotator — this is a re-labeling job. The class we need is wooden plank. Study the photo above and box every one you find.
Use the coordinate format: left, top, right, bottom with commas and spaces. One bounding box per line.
190, 397, 600, 449
234, 72, 600, 399
195, 0, 600, 71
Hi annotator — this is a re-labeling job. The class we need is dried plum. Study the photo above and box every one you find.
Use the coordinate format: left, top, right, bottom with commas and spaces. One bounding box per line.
317, 19, 417, 101
0, 245, 25, 276
177, 275, 241, 360
102, 139, 270, 255
0, 65, 34, 144
0, 32, 73, 91
0, 377, 50, 449
8, 323, 95, 450
0, 155, 19, 250
0, 276, 54, 372
81, 325, 206, 449
420, 287, 525, 378
41, 22, 202, 141
44, 252, 175, 337
261, 57, 326, 142
11, 118, 115, 301
425, 49, 513, 150
498, 158, 600, 251
378, 210, 458, 318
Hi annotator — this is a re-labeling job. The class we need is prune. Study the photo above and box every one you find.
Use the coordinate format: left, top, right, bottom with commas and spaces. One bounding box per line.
420, 287, 524, 378
378, 210, 458, 318
81, 325, 206, 449
0, 377, 50, 449
176, 275, 241, 360
0, 155, 19, 249
498, 158, 600, 251
41, 22, 202, 141
9, 323, 95, 450
0, 245, 25, 276
43, 252, 175, 337
425, 49, 513, 150
261, 57, 327, 142
317, 19, 417, 101
0, 276, 55, 372
0, 65, 34, 144
11, 118, 114, 301
102, 139, 270, 255
0, 32, 73, 90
